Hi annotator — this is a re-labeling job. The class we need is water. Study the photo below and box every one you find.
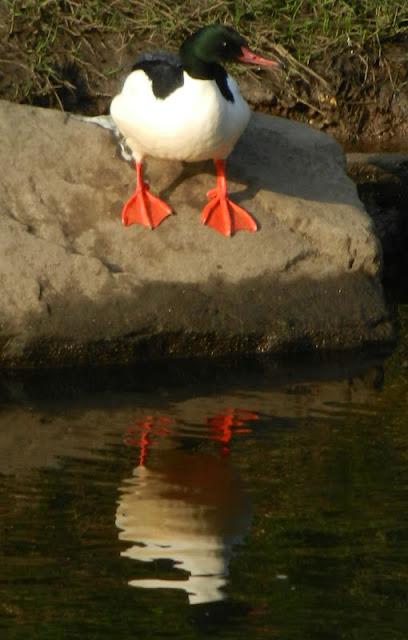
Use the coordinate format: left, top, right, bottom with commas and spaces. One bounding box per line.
1, 331, 408, 639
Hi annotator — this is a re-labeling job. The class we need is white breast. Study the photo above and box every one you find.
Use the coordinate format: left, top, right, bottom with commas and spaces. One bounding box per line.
110, 70, 250, 163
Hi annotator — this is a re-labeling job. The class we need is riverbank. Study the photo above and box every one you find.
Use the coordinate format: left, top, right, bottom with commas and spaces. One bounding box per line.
1, 1, 408, 149
1, 3, 407, 367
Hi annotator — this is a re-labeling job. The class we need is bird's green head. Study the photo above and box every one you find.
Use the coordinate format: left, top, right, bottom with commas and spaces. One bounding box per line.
180, 24, 281, 78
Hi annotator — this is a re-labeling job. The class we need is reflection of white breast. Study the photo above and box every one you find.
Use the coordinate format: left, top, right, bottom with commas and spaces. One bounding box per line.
116, 455, 250, 605
110, 71, 251, 162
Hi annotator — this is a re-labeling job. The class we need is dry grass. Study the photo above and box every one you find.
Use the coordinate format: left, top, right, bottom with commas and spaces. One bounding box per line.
1, 0, 407, 116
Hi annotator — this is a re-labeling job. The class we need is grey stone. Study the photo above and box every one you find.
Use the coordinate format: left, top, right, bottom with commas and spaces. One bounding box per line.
0, 100, 393, 367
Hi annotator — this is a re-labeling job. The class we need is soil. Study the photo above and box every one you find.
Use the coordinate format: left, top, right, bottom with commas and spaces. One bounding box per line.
347, 156, 408, 303
1, 4, 408, 151
253, 38, 408, 152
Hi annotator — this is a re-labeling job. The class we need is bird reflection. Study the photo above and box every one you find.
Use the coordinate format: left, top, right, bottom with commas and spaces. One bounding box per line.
208, 408, 258, 455
116, 409, 257, 605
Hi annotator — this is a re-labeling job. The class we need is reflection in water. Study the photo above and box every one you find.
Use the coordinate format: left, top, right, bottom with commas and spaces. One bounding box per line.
123, 415, 173, 466
4, 359, 407, 639
208, 408, 259, 455
116, 410, 256, 604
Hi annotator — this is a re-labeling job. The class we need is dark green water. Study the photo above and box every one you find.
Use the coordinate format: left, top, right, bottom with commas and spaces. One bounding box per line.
1, 313, 408, 639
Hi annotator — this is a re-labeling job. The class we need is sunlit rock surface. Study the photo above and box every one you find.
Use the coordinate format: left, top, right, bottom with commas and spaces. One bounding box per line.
0, 99, 392, 366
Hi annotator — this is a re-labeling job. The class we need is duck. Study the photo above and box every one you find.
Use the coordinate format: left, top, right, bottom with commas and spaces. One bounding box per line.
110, 24, 281, 237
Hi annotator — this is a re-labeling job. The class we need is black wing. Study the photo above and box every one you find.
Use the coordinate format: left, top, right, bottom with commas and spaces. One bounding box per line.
132, 51, 184, 100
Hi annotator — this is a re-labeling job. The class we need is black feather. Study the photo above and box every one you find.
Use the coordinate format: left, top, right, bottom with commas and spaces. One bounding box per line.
132, 51, 184, 100
213, 67, 234, 102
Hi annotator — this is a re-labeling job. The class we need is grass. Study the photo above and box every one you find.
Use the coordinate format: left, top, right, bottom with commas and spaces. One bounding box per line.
1, 0, 408, 109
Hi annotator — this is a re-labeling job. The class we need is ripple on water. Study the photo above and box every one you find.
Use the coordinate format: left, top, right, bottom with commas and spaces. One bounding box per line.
1, 359, 408, 638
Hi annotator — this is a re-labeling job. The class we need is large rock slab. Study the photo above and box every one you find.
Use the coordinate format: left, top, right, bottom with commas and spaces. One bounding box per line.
0, 100, 392, 367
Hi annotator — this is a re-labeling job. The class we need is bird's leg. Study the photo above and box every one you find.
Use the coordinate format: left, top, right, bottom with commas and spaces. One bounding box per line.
200, 159, 258, 237
121, 161, 172, 229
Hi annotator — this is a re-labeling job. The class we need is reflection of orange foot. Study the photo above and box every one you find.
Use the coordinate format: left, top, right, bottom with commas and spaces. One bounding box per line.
200, 159, 258, 237
123, 415, 172, 467
208, 408, 259, 454
122, 161, 172, 229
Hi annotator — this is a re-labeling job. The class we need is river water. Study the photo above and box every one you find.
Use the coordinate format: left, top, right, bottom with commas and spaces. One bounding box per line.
1, 310, 408, 639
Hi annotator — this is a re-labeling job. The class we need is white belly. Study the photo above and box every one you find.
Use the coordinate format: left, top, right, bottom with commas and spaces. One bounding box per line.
110, 71, 250, 162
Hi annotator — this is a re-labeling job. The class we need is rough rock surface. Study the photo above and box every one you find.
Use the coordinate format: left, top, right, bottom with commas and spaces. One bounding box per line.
0, 100, 392, 367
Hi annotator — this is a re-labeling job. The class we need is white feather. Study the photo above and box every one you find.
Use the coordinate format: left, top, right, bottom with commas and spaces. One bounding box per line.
110, 70, 250, 163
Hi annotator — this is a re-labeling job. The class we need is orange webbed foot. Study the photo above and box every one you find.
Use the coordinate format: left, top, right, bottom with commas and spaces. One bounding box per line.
122, 186, 172, 229
201, 159, 258, 237
121, 161, 172, 229
201, 192, 257, 237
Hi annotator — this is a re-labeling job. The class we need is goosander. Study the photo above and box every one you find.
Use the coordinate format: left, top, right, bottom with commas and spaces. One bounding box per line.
110, 24, 281, 236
